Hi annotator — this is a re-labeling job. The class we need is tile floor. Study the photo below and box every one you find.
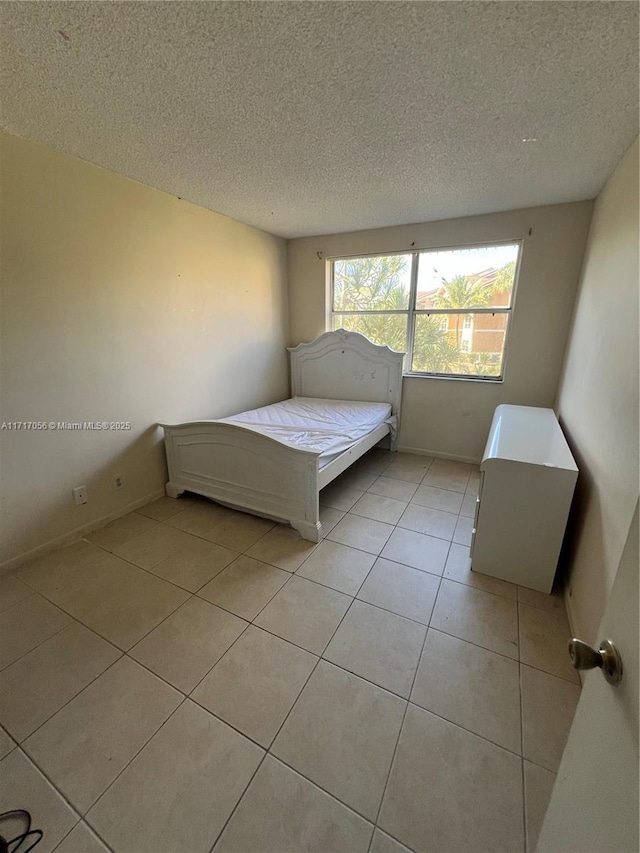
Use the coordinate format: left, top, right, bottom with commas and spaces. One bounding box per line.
0, 450, 581, 853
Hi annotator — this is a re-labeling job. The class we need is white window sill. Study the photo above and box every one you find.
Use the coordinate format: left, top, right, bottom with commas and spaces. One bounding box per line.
402, 372, 504, 384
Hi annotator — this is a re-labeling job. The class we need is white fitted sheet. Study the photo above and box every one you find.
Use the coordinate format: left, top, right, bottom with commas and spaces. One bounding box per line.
218, 397, 393, 468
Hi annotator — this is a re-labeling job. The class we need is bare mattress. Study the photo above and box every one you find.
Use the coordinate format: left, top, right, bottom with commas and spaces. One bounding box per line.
217, 396, 394, 468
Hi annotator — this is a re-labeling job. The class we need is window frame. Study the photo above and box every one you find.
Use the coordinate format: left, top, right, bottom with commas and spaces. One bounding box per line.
328, 239, 523, 382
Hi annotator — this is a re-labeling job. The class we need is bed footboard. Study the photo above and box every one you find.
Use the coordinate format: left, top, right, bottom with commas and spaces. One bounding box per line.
160, 421, 324, 542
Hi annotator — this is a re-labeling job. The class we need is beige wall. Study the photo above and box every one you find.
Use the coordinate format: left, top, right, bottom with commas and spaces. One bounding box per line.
0, 133, 289, 568
556, 138, 639, 642
288, 202, 593, 461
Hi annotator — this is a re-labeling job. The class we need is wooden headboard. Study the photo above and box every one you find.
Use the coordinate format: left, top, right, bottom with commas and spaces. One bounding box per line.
288, 330, 405, 422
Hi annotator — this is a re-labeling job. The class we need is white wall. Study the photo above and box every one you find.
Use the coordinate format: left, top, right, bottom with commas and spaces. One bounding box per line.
556, 138, 639, 642
0, 133, 289, 568
288, 202, 593, 461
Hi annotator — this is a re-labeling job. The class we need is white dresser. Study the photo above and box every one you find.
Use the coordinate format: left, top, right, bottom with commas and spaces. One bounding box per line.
471, 404, 578, 593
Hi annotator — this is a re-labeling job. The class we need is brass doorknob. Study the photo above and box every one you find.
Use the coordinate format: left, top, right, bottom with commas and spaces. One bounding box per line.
568, 638, 623, 686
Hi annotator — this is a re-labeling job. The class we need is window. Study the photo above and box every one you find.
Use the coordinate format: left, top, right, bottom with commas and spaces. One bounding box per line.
330, 242, 521, 380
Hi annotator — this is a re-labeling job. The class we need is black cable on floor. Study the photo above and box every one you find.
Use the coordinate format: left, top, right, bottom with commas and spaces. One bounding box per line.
0, 810, 43, 853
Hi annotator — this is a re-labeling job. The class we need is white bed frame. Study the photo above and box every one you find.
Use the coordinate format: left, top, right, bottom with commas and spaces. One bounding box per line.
160, 330, 404, 542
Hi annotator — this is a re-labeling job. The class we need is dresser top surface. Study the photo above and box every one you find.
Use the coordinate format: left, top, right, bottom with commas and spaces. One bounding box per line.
482, 404, 578, 471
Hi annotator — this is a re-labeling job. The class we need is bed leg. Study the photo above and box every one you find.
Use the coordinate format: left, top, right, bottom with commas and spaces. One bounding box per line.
291, 520, 322, 543
165, 482, 185, 499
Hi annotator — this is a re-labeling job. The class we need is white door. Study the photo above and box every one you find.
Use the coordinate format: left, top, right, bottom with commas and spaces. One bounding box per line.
537, 502, 639, 852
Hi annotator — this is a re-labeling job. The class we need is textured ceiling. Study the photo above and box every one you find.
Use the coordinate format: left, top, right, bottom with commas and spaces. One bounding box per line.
1, 1, 638, 238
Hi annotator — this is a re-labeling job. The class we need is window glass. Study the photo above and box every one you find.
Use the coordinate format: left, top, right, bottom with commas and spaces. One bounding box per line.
331, 313, 408, 354
333, 254, 411, 312
329, 242, 520, 380
416, 244, 519, 310
412, 313, 507, 377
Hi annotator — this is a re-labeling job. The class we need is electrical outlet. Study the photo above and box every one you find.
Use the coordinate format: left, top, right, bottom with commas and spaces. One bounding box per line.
73, 485, 88, 506
115, 475, 124, 490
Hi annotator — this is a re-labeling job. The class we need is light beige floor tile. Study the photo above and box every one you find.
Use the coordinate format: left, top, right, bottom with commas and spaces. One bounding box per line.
431, 579, 519, 659
255, 577, 351, 654
23, 657, 182, 813
136, 495, 194, 521
394, 453, 435, 466
444, 543, 517, 599
467, 467, 481, 486
204, 510, 275, 551
84, 569, 189, 652
398, 503, 457, 540
350, 492, 407, 525
166, 499, 233, 537
523, 760, 556, 853
86, 512, 161, 551
0, 749, 79, 853
338, 468, 378, 492
367, 476, 418, 502
272, 661, 405, 820
0, 622, 121, 742
369, 829, 412, 853
87, 700, 263, 853
353, 462, 389, 481
453, 514, 474, 546
429, 456, 473, 475
521, 664, 580, 772
112, 523, 205, 570
192, 626, 316, 747
214, 756, 373, 853
380, 527, 449, 575
16, 540, 116, 601
355, 448, 393, 474
150, 541, 239, 592
20, 544, 127, 610
411, 629, 521, 753
198, 555, 289, 620
379, 704, 524, 853
19, 542, 190, 651
54, 821, 110, 853
460, 491, 477, 517
519, 603, 579, 683
357, 558, 439, 624
0, 572, 33, 612
0, 594, 71, 670
319, 505, 345, 535
356, 453, 389, 471
517, 584, 566, 613
324, 600, 425, 698
348, 455, 382, 473
422, 459, 471, 493
383, 458, 432, 484
465, 478, 480, 498
319, 481, 363, 511
296, 540, 375, 595
130, 597, 247, 693
411, 484, 463, 514
56, 558, 190, 651
327, 514, 394, 555
246, 524, 317, 572
0, 726, 15, 759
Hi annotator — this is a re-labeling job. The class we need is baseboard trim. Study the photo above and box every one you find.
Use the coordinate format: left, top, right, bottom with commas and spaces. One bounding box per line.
0, 488, 165, 576
397, 445, 481, 465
